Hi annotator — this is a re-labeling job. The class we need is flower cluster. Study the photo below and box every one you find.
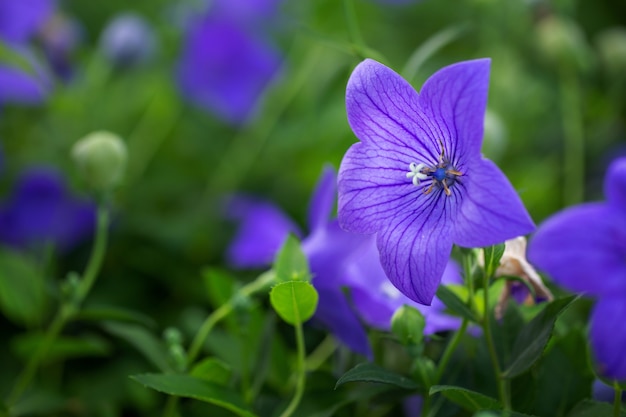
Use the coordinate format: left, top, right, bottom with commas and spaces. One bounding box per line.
227, 166, 461, 356
529, 157, 626, 380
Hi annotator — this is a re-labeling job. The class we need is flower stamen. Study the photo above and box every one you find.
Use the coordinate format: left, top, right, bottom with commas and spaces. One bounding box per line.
406, 140, 462, 196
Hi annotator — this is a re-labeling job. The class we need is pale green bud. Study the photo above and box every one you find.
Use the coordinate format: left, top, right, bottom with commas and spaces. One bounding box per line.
72, 131, 127, 192
595, 28, 626, 78
536, 16, 593, 73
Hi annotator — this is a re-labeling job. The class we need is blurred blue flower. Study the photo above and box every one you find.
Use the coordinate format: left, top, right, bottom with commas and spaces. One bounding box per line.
175, 0, 282, 125
99, 12, 156, 69
337, 58, 534, 305
529, 157, 626, 380
227, 166, 461, 356
0, 167, 96, 252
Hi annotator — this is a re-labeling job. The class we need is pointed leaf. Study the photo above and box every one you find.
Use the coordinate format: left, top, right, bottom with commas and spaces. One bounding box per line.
429, 385, 501, 411
436, 284, 478, 322
76, 306, 156, 328
482, 243, 506, 278
335, 362, 419, 390
102, 322, 172, 372
269, 281, 318, 325
503, 295, 578, 378
273, 234, 311, 282
567, 399, 626, 417
190, 357, 232, 385
131, 373, 257, 417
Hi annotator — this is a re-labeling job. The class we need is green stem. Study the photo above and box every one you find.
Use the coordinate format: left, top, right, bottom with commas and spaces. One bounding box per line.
434, 319, 469, 384
559, 65, 584, 206
342, 0, 367, 54
305, 335, 336, 372
481, 273, 510, 410
186, 271, 275, 367
7, 206, 110, 406
614, 381, 622, 417
278, 320, 306, 417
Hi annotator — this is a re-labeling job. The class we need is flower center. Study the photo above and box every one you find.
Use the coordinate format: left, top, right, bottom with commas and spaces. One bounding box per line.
405, 140, 462, 196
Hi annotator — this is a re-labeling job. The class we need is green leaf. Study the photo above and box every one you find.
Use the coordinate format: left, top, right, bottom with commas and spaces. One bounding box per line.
130, 373, 257, 417
436, 284, 478, 322
101, 322, 172, 372
567, 399, 626, 417
335, 362, 419, 390
273, 234, 311, 282
202, 268, 235, 307
269, 281, 318, 325
391, 305, 425, 346
75, 305, 156, 328
429, 385, 501, 411
0, 250, 48, 326
12, 333, 111, 363
190, 357, 232, 386
503, 295, 578, 378
473, 411, 540, 417
482, 243, 506, 278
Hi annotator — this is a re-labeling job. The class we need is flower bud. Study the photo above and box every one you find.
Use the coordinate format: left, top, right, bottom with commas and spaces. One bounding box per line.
99, 12, 156, 69
535, 16, 593, 73
595, 27, 626, 78
72, 131, 127, 192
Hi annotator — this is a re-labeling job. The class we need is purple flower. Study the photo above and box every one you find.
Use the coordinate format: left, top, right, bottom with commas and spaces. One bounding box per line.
528, 157, 626, 380
0, 167, 96, 252
0, 0, 54, 45
0, 64, 49, 105
175, 1, 282, 125
227, 166, 461, 356
99, 12, 156, 69
337, 59, 534, 305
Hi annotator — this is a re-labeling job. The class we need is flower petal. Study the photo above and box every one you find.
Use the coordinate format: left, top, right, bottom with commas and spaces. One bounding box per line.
528, 204, 626, 297
451, 158, 535, 248
0, 65, 48, 104
605, 157, 626, 212
307, 165, 336, 232
377, 205, 454, 305
418, 58, 490, 161
225, 197, 301, 268
590, 297, 626, 380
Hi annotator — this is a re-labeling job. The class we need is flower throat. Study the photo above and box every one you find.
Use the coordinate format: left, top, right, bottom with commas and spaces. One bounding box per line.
406, 140, 462, 196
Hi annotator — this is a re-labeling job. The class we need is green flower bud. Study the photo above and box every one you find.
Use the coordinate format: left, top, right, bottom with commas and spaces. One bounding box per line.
72, 131, 127, 192
391, 305, 425, 347
595, 27, 626, 78
536, 16, 593, 73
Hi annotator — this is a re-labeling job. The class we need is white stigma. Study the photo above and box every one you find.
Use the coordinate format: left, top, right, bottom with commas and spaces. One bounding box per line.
406, 162, 428, 186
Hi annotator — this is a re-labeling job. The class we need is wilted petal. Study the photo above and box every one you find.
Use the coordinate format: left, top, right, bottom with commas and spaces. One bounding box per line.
377, 206, 453, 305
226, 197, 301, 268
307, 165, 336, 232
452, 158, 534, 247
605, 157, 626, 212
590, 297, 626, 380
528, 204, 626, 297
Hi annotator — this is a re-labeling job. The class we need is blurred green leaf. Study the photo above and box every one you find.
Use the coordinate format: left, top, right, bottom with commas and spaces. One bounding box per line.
76, 305, 156, 328
0, 250, 48, 327
436, 284, 478, 322
430, 385, 501, 411
503, 295, 578, 378
102, 322, 172, 372
130, 373, 257, 417
391, 305, 425, 346
202, 268, 236, 308
566, 399, 626, 417
269, 281, 318, 325
8, 389, 66, 417
190, 357, 232, 386
473, 411, 539, 417
335, 362, 419, 390
482, 243, 506, 279
12, 333, 111, 363
273, 235, 311, 283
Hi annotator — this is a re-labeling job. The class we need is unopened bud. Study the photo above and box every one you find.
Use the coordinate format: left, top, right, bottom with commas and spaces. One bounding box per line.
99, 12, 156, 69
536, 16, 593, 73
595, 28, 626, 78
72, 131, 127, 192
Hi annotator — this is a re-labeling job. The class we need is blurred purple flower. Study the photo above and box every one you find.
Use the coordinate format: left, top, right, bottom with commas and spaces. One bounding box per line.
0, 167, 96, 252
0, 0, 54, 45
337, 59, 534, 305
39, 13, 82, 80
227, 166, 461, 356
0, 64, 49, 105
528, 157, 626, 380
175, 0, 282, 125
99, 12, 156, 69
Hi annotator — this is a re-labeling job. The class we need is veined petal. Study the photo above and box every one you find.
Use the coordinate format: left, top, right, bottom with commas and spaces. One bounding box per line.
346, 59, 444, 165
307, 165, 336, 232
338, 141, 424, 234
451, 158, 534, 247
225, 197, 301, 268
377, 205, 454, 305
605, 157, 626, 213
528, 204, 626, 297
590, 297, 626, 380
418, 59, 490, 161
